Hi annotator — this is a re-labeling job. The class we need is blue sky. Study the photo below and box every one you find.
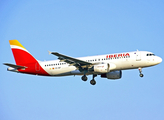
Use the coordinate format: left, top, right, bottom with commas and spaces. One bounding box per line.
0, 0, 164, 120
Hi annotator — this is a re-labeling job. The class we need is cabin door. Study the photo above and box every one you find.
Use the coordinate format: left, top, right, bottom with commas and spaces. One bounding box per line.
136, 52, 141, 61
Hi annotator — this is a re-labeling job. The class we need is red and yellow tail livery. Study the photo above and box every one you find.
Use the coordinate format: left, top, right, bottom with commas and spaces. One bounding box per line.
9, 40, 37, 65
5, 40, 49, 76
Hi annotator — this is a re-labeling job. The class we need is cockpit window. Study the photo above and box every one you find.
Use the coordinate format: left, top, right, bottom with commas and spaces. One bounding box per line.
146, 53, 155, 56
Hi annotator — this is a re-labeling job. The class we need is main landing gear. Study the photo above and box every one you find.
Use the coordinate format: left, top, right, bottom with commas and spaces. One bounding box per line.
81, 75, 87, 81
81, 74, 97, 85
90, 74, 97, 85
138, 67, 144, 77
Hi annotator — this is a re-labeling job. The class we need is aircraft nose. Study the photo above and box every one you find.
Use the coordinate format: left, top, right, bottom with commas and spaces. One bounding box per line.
156, 57, 162, 64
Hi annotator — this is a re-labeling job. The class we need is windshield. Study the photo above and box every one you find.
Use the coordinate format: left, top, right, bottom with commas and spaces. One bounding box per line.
146, 53, 155, 56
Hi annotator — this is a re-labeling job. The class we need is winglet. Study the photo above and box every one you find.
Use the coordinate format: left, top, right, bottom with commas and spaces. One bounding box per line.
48, 51, 52, 55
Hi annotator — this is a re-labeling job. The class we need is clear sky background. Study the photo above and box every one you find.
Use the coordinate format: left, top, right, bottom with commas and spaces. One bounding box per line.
0, 0, 164, 120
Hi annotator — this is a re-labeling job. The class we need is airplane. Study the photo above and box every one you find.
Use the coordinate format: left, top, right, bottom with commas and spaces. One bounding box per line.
4, 40, 162, 85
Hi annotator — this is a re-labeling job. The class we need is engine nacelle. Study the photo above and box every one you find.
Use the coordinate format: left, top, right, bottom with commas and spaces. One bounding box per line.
92, 63, 110, 73
101, 70, 122, 79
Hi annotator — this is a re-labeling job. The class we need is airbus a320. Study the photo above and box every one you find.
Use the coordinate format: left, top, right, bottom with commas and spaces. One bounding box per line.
4, 40, 162, 85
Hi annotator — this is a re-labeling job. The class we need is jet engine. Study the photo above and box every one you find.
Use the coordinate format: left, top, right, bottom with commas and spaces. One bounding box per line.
101, 70, 122, 79
90, 63, 117, 73
91, 63, 110, 73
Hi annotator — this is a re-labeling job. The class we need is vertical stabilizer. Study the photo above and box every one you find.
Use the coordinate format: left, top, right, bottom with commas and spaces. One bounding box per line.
9, 40, 37, 65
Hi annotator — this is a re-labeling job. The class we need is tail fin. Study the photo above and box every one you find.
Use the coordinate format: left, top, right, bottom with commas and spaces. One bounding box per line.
9, 40, 37, 65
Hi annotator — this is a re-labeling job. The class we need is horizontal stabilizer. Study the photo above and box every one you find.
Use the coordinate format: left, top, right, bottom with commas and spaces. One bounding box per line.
3, 63, 27, 69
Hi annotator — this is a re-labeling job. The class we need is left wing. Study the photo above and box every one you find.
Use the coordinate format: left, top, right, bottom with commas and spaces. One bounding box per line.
49, 52, 93, 68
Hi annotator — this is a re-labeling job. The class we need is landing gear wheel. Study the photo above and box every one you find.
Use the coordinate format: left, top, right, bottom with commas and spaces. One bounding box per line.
90, 79, 96, 85
140, 74, 144, 77
81, 75, 87, 81
138, 67, 144, 78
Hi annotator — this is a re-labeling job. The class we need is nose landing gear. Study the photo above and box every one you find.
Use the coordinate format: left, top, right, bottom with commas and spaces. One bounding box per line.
138, 67, 144, 77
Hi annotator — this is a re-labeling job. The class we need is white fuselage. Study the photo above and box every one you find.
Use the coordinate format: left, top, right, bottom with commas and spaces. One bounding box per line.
39, 51, 162, 76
